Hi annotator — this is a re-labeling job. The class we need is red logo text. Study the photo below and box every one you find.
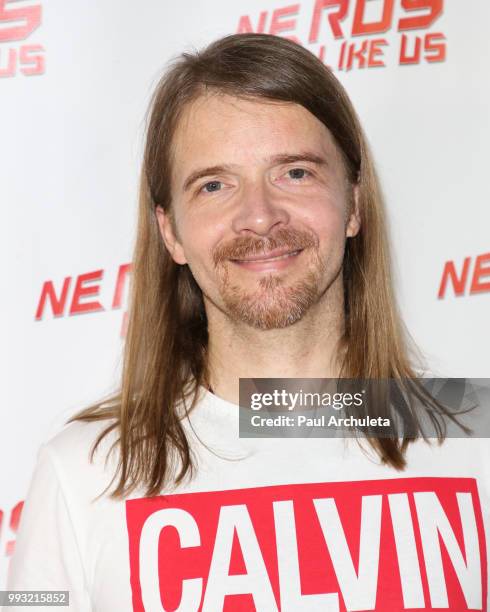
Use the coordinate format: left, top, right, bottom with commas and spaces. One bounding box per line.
438, 252, 490, 299
126, 477, 486, 610
0, 0, 45, 78
237, 0, 446, 71
35, 263, 132, 337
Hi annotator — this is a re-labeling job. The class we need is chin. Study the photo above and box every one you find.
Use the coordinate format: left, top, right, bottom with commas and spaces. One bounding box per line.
222, 271, 321, 330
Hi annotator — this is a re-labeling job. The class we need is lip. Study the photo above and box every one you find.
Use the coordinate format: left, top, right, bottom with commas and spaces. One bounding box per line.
230, 247, 303, 263
230, 248, 304, 272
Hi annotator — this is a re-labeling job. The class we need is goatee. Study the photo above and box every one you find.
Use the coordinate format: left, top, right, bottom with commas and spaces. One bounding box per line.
212, 227, 326, 330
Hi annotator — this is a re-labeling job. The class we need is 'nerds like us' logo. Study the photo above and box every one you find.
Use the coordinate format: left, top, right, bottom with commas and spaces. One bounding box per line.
237, 0, 446, 71
0, 0, 45, 78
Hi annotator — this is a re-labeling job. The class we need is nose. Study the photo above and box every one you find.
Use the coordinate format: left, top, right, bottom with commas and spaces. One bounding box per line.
231, 179, 290, 236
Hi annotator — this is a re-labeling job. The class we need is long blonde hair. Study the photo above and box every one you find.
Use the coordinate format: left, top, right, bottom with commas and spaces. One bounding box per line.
71, 33, 448, 498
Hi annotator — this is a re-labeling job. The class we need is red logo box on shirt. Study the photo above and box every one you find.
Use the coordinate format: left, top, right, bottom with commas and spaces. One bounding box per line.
126, 477, 487, 611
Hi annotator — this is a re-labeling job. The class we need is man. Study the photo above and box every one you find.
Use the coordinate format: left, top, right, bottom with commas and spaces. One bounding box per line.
7, 33, 488, 611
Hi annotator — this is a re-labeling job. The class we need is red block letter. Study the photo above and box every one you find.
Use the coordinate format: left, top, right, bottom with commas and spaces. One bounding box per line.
424, 32, 445, 63
368, 38, 387, 67
19, 44, 45, 75
0, 47, 16, 78
112, 263, 132, 309
35, 277, 71, 320
352, 0, 394, 36
437, 257, 471, 298
5, 501, 24, 557
69, 270, 104, 315
269, 4, 299, 40
0, 0, 41, 42
398, 0, 443, 32
399, 34, 422, 64
470, 253, 490, 295
309, 0, 349, 42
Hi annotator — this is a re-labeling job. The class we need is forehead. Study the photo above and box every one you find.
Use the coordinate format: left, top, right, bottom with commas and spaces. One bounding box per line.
170, 93, 344, 177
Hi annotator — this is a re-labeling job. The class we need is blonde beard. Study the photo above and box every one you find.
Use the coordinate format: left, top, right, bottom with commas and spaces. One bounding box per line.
211, 226, 331, 330
217, 252, 327, 330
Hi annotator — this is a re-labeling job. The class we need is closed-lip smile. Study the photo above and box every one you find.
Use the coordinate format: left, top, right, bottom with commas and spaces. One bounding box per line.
231, 247, 303, 263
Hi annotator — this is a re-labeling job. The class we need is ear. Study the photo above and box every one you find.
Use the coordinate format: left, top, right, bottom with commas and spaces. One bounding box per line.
346, 183, 361, 238
155, 206, 188, 265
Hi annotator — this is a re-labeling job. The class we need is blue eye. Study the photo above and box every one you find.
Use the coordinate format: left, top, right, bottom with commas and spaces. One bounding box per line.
288, 168, 309, 180
202, 180, 222, 193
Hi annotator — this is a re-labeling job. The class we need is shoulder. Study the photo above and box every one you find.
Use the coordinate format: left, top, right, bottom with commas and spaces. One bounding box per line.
402, 436, 490, 482
46, 417, 119, 460
40, 417, 121, 501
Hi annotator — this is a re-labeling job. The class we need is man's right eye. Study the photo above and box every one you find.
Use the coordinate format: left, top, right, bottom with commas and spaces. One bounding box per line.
201, 180, 222, 193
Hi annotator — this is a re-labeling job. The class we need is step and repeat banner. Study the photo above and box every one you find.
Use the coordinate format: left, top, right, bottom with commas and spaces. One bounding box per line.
1, 0, 489, 588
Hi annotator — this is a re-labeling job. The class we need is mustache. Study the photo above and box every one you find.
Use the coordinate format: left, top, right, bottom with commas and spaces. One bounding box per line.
212, 227, 318, 267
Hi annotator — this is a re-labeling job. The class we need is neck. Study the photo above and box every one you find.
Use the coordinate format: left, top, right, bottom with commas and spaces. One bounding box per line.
204, 274, 346, 406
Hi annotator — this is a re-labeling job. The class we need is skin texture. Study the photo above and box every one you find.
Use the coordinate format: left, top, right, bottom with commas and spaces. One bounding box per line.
156, 93, 360, 404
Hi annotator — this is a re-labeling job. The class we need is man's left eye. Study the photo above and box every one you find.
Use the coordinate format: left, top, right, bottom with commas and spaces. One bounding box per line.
287, 168, 310, 180
201, 180, 222, 193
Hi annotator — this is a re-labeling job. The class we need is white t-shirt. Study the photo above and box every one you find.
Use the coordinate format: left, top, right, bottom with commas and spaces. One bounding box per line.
6, 387, 490, 611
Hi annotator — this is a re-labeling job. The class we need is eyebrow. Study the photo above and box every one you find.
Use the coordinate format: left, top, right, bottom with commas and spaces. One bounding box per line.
182, 152, 328, 192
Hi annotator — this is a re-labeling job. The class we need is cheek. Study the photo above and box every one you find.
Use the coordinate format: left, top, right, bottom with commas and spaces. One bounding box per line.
178, 215, 226, 273
302, 197, 347, 245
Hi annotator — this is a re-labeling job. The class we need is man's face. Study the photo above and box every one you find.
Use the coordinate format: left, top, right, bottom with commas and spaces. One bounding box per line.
157, 93, 360, 330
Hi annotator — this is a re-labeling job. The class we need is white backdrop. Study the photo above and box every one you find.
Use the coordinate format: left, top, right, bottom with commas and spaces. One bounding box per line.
1, 0, 489, 587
